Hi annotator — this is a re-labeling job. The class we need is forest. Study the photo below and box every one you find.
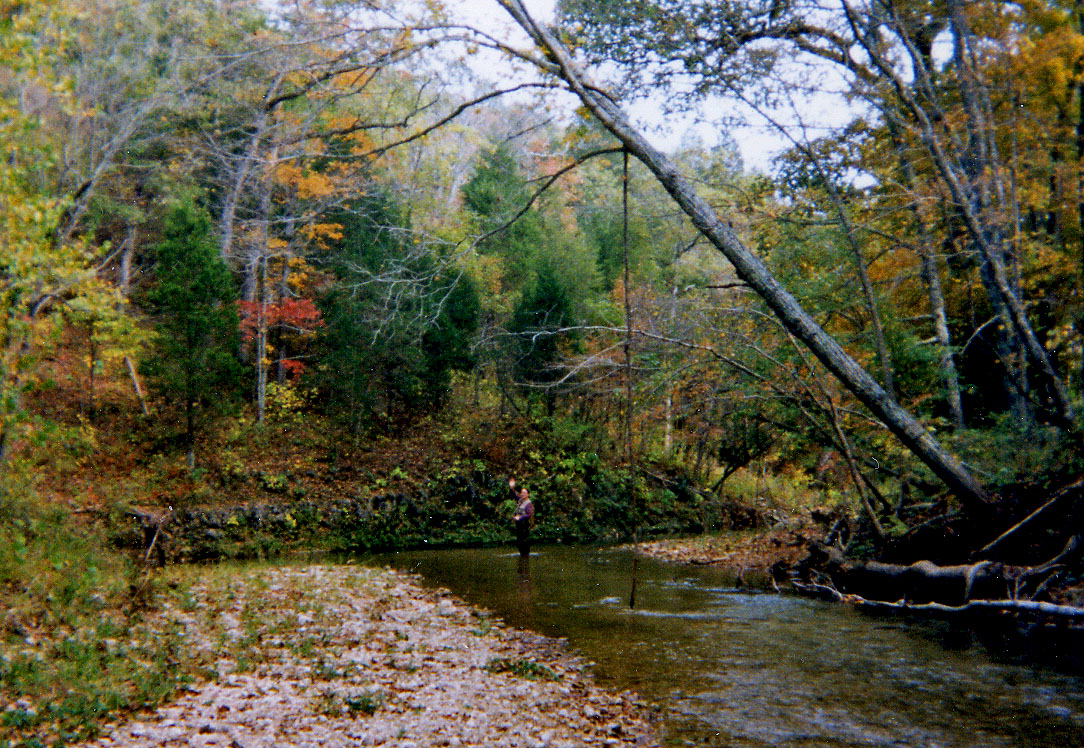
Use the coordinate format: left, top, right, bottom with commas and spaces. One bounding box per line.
3, 0, 1084, 742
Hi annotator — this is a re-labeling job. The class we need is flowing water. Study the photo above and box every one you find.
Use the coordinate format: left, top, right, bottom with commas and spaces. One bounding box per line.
366, 546, 1084, 747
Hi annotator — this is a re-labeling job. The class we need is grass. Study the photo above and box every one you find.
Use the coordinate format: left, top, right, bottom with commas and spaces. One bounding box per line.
484, 657, 561, 681
0, 477, 197, 747
470, 611, 494, 637
0, 536, 402, 747
344, 689, 385, 715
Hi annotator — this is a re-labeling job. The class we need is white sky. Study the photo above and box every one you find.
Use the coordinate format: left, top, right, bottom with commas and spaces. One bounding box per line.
449, 0, 795, 173
261, 0, 808, 170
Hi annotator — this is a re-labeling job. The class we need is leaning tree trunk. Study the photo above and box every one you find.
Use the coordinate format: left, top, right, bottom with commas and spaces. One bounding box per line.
794, 140, 897, 401
497, 0, 990, 510
886, 118, 966, 429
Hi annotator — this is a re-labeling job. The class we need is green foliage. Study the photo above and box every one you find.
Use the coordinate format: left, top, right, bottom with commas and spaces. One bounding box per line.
571, 153, 659, 291
0, 0, 109, 465
0, 475, 190, 745
484, 657, 560, 681
950, 417, 1074, 493
581, 207, 628, 291
313, 191, 479, 430
558, 0, 779, 102
461, 144, 545, 288
0, 499, 113, 628
421, 274, 481, 401
711, 407, 776, 488
344, 689, 385, 715
140, 202, 243, 460
258, 471, 291, 494
461, 144, 533, 223
884, 323, 943, 410
510, 263, 576, 395
64, 286, 148, 414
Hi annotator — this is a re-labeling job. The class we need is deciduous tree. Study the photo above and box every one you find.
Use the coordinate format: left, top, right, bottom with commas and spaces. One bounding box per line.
496, 0, 990, 507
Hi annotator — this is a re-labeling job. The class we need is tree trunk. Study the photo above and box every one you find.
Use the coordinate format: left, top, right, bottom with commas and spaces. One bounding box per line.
497, 0, 990, 509
86, 320, 97, 416
825, 388, 886, 542
256, 263, 268, 423
945, 0, 1032, 425
185, 397, 196, 469
219, 109, 268, 261
125, 356, 150, 416
663, 284, 678, 454
917, 234, 966, 428
256, 322, 268, 423
218, 74, 281, 260
807, 536, 1083, 609
888, 120, 966, 428
808, 543, 1010, 605
254, 147, 277, 424
838, 203, 897, 402
118, 224, 136, 293
810, 157, 897, 400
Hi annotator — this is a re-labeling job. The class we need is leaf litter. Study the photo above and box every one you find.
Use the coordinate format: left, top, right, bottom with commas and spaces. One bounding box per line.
70, 563, 657, 748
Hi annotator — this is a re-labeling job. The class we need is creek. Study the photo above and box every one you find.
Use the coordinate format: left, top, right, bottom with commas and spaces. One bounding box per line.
366, 545, 1084, 747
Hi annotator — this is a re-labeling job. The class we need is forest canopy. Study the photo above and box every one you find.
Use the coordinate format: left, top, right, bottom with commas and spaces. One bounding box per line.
10, 4, 1084, 743
2, 0, 1083, 553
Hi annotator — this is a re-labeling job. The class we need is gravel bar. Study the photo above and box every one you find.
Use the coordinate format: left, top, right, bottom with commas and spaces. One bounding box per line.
74, 563, 658, 748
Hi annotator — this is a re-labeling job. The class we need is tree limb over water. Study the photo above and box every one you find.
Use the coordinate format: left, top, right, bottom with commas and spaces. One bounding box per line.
493, 0, 989, 509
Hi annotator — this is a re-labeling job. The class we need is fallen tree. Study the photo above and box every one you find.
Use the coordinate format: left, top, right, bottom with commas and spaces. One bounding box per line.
799, 536, 1082, 612
794, 579, 1084, 621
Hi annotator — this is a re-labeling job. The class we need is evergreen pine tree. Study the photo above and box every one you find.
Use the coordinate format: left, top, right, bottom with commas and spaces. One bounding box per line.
313, 192, 480, 430
510, 264, 574, 414
142, 203, 242, 467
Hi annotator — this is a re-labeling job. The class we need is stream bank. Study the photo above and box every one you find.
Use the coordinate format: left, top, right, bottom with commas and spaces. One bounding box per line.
111, 470, 765, 564
64, 563, 657, 748
630, 522, 822, 578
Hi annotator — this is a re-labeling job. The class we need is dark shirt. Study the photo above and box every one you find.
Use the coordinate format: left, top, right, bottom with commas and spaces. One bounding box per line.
515, 498, 534, 522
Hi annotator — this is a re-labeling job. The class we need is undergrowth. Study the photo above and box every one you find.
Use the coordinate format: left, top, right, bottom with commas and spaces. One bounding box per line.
0, 466, 194, 748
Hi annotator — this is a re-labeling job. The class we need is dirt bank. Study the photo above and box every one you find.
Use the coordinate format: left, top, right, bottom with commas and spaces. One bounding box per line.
633, 525, 821, 576
72, 564, 657, 748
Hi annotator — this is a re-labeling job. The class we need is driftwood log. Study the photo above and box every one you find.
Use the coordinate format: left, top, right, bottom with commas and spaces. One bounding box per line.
805, 537, 1081, 609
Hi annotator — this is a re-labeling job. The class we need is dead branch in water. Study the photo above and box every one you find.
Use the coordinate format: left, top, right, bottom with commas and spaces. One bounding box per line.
792, 581, 1084, 620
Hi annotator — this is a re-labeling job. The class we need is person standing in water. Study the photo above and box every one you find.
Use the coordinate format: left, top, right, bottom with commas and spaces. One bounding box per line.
510, 478, 534, 556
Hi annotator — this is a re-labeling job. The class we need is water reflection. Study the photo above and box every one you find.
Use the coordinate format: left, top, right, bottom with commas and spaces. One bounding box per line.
516, 552, 533, 625
368, 545, 1084, 747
